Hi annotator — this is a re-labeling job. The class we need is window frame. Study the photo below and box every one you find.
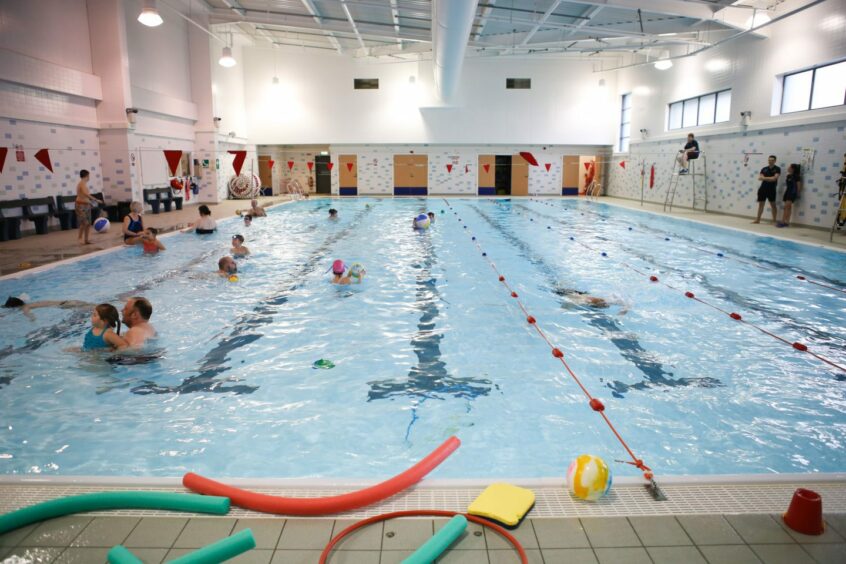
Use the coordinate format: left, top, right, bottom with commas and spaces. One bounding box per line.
667, 88, 731, 130
619, 92, 631, 153
780, 59, 846, 114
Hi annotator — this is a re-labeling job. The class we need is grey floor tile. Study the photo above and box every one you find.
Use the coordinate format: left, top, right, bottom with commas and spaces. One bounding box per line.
699, 544, 763, 564
434, 518, 486, 551
233, 519, 286, 550
593, 546, 652, 564
485, 521, 538, 550
21, 517, 92, 548
0, 546, 63, 563
270, 549, 323, 564
824, 515, 846, 538
378, 550, 415, 564
276, 519, 335, 550
69, 516, 139, 548
332, 519, 383, 551
541, 548, 599, 564
629, 516, 692, 546
647, 546, 708, 564
677, 515, 745, 545
749, 544, 816, 564
123, 517, 188, 548
775, 513, 845, 544
172, 517, 237, 549
436, 548, 489, 563
801, 543, 846, 564
381, 519, 433, 551
328, 550, 381, 563
533, 518, 590, 549
123, 547, 168, 564
725, 515, 795, 545
581, 518, 641, 548
0, 524, 38, 547
490, 548, 543, 564
53, 546, 110, 563
228, 549, 275, 564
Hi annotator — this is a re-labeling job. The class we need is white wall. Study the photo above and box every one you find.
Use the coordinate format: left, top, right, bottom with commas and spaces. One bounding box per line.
212, 39, 248, 140
242, 48, 618, 146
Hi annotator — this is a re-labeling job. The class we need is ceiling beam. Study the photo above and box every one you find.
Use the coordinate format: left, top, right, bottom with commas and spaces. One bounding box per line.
298, 0, 344, 53
567, 0, 716, 20
472, 0, 495, 41
339, 0, 368, 51
389, 0, 402, 47
519, 0, 565, 46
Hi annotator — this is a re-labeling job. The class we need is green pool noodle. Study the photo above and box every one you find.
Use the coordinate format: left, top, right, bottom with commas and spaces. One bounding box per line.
169, 528, 256, 564
107, 545, 144, 564
402, 515, 467, 564
0, 492, 230, 535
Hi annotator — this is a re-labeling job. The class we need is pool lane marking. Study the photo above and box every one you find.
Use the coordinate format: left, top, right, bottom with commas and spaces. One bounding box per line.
531, 198, 846, 295
516, 201, 846, 375
442, 198, 655, 484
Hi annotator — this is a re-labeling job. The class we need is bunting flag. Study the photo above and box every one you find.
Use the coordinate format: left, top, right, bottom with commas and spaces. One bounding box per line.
268, 159, 275, 170
465, 165, 469, 174
346, 162, 354, 172
544, 163, 551, 172
287, 160, 294, 171
483, 164, 490, 173
650, 164, 655, 188
619, 160, 626, 169
327, 162, 334, 171
228, 150, 247, 176
34, 149, 53, 173
446, 164, 453, 173
519, 151, 539, 166
307, 161, 314, 172
164, 150, 183, 176
0, 147, 7, 174
584, 162, 591, 171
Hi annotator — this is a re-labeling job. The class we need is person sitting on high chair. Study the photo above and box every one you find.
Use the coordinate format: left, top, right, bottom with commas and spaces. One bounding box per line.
676, 133, 700, 174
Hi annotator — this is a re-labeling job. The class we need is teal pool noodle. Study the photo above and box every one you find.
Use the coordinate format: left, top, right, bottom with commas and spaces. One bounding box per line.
107, 545, 144, 564
0, 492, 230, 534
169, 528, 256, 564
402, 515, 467, 564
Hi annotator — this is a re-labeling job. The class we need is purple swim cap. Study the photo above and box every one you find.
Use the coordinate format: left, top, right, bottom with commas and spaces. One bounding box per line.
332, 259, 346, 274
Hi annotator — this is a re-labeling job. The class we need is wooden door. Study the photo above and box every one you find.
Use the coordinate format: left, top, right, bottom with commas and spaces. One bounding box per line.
339, 154, 357, 195
315, 155, 331, 194
394, 154, 428, 195
511, 154, 529, 196
478, 155, 495, 195
258, 155, 272, 189
562, 156, 579, 195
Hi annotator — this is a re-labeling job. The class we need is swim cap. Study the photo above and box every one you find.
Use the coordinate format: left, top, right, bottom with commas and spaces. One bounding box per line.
332, 259, 346, 275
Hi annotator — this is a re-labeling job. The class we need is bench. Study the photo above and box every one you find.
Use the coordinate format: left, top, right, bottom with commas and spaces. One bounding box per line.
143, 187, 183, 214
55, 195, 78, 230
0, 197, 56, 240
23, 197, 57, 235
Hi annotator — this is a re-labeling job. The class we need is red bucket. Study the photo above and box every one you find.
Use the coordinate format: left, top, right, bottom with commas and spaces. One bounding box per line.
783, 488, 824, 535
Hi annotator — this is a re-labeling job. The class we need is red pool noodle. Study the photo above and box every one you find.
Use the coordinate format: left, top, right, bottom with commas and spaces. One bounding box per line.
182, 436, 460, 515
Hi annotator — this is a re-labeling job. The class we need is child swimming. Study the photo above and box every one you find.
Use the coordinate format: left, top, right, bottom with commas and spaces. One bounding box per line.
141, 228, 166, 254
330, 259, 351, 285
82, 304, 128, 351
231, 234, 250, 257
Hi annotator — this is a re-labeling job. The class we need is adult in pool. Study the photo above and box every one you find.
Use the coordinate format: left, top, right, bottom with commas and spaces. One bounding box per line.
3, 296, 93, 321
121, 297, 156, 348
217, 256, 238, 277
554, 288, 629, 314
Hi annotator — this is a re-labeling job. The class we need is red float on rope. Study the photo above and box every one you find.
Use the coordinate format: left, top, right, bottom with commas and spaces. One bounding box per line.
552, 348, 563, 358
649, 275, 658, 282
511, 291, 518, 298
730, 313, 742, 320
793, 342, 808, 351
498, 275, 505, 282
527, 316, 536, 324
685, 291, 695, 298
589, 398, 605, 412
797, 276, 806, 280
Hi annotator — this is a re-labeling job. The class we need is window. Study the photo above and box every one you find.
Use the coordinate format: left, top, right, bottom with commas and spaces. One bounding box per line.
668, 89, 731, 130
619, 93, 631, 152
506, 78, 531, 89
354, 78, 379, 89
781, 60, 846, 113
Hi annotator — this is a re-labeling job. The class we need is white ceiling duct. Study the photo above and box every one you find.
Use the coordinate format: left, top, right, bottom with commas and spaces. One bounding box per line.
432, 0, 479, 103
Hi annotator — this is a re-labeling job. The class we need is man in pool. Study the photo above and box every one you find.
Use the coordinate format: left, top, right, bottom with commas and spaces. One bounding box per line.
328, 208, 338, 220
122, 297, 156, 347
555, 288, 629, 314
217, 256, 238, 277
249, 199, 267, 217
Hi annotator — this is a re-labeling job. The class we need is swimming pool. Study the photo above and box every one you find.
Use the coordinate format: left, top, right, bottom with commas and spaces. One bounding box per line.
0, 198, 844, 479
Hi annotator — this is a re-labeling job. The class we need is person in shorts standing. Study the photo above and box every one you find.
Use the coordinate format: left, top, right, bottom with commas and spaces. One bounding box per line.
753, 155, 780, 224
75, 169, 105, 245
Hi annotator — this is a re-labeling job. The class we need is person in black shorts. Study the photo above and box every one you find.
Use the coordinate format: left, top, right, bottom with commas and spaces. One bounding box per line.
777, 164, 801, 227
676, 133, 700, 174
753, 155, 780, 224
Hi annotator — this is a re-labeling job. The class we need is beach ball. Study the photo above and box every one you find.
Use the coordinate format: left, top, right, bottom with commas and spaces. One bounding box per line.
566, 454, 612, 501
228, 275, 239, 282
93, 217, 110, 233
414, 214, 430, 230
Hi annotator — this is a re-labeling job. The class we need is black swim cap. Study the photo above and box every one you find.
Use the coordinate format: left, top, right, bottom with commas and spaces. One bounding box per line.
4, 297, 25, 308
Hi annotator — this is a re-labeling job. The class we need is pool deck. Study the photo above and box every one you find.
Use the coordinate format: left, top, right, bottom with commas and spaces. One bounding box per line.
1, 195, 844, 563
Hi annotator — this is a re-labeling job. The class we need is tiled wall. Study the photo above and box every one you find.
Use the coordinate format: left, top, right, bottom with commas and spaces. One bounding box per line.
268, 149, 324, 195
606, 120, 846, 227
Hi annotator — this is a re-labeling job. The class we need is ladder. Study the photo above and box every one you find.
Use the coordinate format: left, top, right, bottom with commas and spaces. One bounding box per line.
831, 178, 846, 242
663, 153, 708, 212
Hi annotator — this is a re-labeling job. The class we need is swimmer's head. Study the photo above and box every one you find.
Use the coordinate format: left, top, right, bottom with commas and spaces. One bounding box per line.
332, 259, 346, 275
218, 256, 237, 274
328, 208, 338, 218
4, 297, 25, 308
198, 205, 212, 217
250, 199, 258, 207
427, 212, 435, 219
232, 234, 244, 244
243, 214, 252, 224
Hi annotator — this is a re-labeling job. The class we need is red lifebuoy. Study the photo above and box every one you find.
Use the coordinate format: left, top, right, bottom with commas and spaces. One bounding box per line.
182, 436, 460, 515
170, 178, 183, 191
584, 162, 596, 187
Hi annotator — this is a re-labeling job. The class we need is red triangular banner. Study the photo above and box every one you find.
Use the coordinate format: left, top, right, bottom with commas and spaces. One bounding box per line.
307, 161, 314, 172
346, 162, 354, 172
287, 160, 294, 171
619, 161, 626, 169
268, 159, 275, 170
483, 164, 490, 173
34, 149, 53, 173
446, 164, 453, 173
228, 150, 247, 176
584, 162, 591, 171
327, 162, 334, 171
519, 151, 539, 166
163, 150, 182, 176
0, 147, 7, 174
544, 163, 551, 172
465, 165, 469, 174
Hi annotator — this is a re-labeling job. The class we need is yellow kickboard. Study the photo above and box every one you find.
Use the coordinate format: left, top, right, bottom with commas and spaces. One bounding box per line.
467, 483, 535, 528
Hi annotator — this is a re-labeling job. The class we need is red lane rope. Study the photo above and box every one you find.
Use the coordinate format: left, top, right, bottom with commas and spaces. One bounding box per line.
445, 199, 654, 481
320, 510, 528, 564
534, 198, 846, 295
521, 201, 846, 374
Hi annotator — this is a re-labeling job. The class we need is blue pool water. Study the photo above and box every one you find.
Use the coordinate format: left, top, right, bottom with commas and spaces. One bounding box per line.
0, 198, 844, 479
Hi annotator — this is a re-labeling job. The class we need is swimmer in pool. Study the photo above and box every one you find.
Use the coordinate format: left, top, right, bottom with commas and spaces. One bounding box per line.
427, 211, 435, 224
121, 296, 156, 348
3, 295, 93, 321
330, 259, 351, 285
231, 234, 250, 257
328, 208, 338, 221
554, 288, 629, 314
218, 256, 238, 277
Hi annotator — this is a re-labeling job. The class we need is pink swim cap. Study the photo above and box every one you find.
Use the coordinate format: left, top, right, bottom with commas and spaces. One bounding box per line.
332, 259, 346, 274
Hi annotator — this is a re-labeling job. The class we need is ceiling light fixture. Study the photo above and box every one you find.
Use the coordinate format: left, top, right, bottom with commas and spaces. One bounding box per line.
654, 59, 673, 70
219, 46, 236, 67
138, 0, 163, 27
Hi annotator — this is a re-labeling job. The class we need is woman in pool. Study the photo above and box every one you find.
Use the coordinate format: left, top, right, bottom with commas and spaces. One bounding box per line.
185, 205, 217, 234
122, 201, 145, 245
82, 304, 128, 351
3, 296, 93, 321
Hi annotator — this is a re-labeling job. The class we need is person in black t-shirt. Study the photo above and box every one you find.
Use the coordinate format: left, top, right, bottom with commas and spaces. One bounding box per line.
676, 133, 700, 174
753, 155, 781, 224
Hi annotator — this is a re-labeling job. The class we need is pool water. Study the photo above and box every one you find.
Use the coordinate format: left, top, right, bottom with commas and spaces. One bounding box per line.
0, 198, 844, 479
